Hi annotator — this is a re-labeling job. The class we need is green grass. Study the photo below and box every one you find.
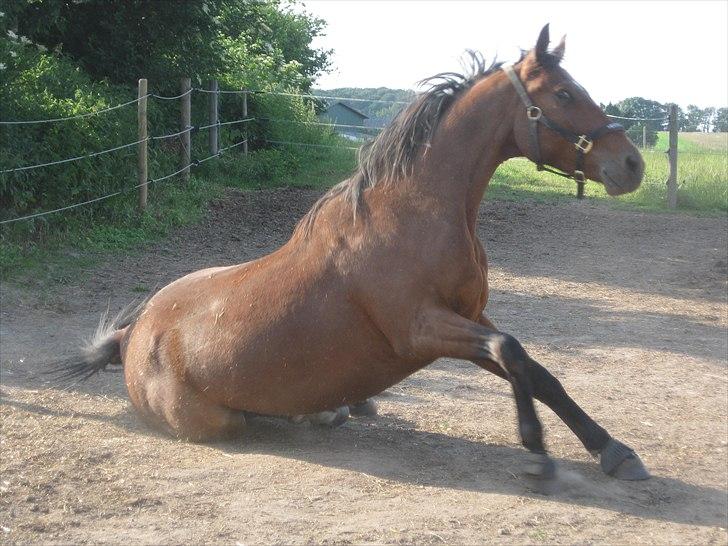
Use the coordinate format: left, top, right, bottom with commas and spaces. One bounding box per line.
213, 145, 357, 191
0, 174, 220, 286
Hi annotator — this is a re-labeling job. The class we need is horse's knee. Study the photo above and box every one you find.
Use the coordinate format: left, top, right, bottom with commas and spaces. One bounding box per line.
483, 332, 528, 374
497, 333, 528, 365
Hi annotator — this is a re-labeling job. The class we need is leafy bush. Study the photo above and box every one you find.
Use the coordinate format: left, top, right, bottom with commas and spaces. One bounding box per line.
0, 34, 177, 221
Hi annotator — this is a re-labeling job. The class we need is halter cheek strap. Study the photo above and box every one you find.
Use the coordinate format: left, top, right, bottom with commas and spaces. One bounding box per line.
502, 64, 624, 197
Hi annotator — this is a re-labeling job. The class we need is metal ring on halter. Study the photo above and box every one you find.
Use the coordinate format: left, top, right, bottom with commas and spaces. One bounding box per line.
527, 106, 542, 120
575, 135, 593, 153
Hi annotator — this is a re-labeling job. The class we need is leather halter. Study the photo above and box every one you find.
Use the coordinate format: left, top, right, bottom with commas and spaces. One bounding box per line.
502, 64, 624, 194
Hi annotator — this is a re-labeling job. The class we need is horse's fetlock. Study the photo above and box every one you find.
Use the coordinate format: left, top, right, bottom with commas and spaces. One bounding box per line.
519, 420, 543, 450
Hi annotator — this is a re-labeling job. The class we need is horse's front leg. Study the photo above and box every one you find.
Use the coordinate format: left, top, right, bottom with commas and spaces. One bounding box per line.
406, 308, 556, 483
476, 315, 650, 481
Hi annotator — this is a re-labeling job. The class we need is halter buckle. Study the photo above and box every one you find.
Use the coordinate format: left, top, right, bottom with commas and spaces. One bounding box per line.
573, 170, 586, 182
527, 106, 542, 120
575, 135, 593, 154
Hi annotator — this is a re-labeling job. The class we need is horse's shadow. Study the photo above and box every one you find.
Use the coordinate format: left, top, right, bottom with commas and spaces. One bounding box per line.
3, 387, 726, 529
217, 414, 726, 528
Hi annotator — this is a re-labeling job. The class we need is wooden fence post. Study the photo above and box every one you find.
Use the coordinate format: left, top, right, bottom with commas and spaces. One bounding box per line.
180, 77, 192, 184
642, 125, 647, 149
242, 89, 249, 157
667, 103, 678, 209
208, 80, 218, 156
137, 78, 148, 212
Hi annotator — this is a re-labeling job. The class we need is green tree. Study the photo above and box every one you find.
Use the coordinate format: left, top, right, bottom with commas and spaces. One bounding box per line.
604, 101, 657, 147
616, 97, 666, 130
713, 107, 728, 132
12, 0, 226, 86
603, 102, 623, 120
701, 107, 716, 132
9, 0, 331, 91
684, 105, 704, 132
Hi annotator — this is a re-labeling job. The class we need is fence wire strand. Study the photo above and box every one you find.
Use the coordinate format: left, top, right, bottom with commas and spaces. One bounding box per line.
1, 164, 191, 225
0, 191, 127, 224
150, 126, 194, 141
151, 88, 193, 101
266, 139, 360, 151
149, 163, 193, 184
606, 113, 669, 122
197, 117, 255, 131
262, 117, 385, 131
194, 87, 246, 95
254, 90, 411, 105
1, 126, 199, 174
197, 139, 249, 164
194, 87, 412, 106
0, 136, 149, 173
0, 95, 150, 125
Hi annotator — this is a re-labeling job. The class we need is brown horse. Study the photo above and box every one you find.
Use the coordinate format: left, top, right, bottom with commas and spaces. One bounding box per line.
52, 25, 649, 483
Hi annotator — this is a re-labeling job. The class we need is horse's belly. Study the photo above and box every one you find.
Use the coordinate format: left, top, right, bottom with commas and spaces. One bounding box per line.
190, 322, 421, 416
229, 354, 416, 415
153, 288, 419, 415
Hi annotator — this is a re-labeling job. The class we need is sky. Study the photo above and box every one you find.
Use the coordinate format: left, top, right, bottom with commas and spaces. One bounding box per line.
297, 0, 728, 109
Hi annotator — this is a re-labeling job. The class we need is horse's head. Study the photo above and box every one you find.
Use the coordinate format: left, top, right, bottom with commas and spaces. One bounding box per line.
510, 25, 644, 195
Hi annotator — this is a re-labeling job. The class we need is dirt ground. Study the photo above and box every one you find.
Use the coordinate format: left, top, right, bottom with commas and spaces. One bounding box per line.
1, 187, 727, 544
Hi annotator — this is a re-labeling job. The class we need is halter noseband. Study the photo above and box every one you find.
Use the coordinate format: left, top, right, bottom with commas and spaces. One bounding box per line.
502, 64, 624, 196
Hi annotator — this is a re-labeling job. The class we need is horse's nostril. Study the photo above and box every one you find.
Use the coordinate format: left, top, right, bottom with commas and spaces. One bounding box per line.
625, 154, 639, 173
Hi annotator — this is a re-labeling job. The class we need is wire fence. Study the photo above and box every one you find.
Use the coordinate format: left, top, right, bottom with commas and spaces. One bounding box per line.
0, 87, 256, 225
1, 84, 724, 225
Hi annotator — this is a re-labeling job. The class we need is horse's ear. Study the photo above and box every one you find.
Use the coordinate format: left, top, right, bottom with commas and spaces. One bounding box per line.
535, 24, 550, 64
552, 35, 566, 62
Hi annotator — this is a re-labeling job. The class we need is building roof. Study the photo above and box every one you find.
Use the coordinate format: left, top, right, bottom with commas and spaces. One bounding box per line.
324, 101, 369, 120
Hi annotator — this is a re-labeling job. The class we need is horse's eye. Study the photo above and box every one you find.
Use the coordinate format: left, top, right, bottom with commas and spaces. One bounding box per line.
556, 89, 572, 102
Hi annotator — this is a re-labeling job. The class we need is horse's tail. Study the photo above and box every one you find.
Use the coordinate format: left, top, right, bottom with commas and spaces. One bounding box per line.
44, 299, 147, 383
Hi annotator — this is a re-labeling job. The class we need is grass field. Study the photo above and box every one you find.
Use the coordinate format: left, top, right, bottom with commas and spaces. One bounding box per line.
489, 132, 727, 212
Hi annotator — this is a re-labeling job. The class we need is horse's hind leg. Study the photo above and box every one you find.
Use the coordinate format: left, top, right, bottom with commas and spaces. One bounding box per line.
475, 314, 650, 480
127, 370, 246, 442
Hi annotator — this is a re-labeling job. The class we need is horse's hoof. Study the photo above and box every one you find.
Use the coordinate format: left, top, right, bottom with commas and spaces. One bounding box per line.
349, 399, 378, 417
525, 452, 557, 480
600, 438, 650, 480
524, 453, 559, 494
310, 406, 350, 427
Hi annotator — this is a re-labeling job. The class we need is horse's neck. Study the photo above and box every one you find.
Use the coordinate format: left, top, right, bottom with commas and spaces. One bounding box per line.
412, 73, 519, 232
